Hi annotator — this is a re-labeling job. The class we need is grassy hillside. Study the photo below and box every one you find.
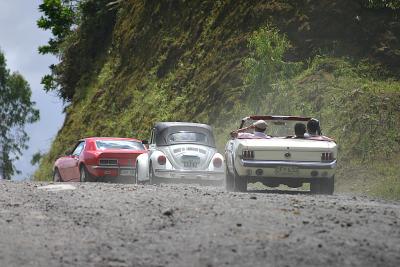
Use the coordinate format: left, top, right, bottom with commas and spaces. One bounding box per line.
35, 0, 400, 199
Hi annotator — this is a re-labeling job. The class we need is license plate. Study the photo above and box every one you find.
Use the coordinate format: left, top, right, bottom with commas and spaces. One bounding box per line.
275, 166, 299, 175
183, 160, 199, 168
182, 156, 200, 168
120, 169, 134, 176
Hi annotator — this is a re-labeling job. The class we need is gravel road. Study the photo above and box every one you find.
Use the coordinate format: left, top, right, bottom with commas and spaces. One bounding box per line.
0, 181, 399, 267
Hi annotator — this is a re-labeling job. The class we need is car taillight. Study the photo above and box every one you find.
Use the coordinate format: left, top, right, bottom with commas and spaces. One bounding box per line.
242, 150, 255, 160
321, 152, 334, 162
157, 155, 166, 165
213, 157, 222, 168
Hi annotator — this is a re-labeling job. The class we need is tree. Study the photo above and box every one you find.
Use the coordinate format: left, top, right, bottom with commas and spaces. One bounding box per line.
0, 50, 40, 179
37, 0, 79, 55
37, 0, 118, 101
37, 0, 80, 98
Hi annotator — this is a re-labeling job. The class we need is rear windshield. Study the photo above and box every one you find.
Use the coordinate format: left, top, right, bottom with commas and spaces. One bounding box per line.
168, 132, 208, 145
95, 140, 144, 150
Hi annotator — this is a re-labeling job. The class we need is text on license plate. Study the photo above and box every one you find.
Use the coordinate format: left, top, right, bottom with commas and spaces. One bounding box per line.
182, 156, 200, 168
274, 166, 299, 175
183, 160, 199, 168
120, 169, 134, 176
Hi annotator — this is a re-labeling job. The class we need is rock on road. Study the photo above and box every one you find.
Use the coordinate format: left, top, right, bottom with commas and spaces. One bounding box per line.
0, 181, 399, 267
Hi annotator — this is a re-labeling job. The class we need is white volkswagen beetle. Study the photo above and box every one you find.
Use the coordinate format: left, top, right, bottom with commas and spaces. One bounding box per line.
135, 122, 224, 185
225, 116, 337, 194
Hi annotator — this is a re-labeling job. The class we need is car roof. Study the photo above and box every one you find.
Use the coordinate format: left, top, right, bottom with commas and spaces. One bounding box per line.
80, 137, 142, 142
153, 122, 215, 147
154, 122, 212, 131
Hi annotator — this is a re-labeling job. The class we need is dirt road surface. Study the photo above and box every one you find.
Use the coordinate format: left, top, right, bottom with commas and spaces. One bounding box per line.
0, 181, 399, 267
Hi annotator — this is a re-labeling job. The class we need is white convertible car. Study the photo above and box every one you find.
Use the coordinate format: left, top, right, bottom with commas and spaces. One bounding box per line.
135, 122, 225, 185
225, 116, 337, 194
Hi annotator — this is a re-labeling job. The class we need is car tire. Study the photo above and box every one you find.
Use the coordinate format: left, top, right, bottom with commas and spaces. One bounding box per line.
233, 169, 247, 192
310, 180, 321, 194
311, 176, 334, 195
80, 165, 93, 182
321, 176, 334, 195
149, 163, 159, 185
134, 163, 139, 184
53, 169, 62, 182
225, 166, 234, 192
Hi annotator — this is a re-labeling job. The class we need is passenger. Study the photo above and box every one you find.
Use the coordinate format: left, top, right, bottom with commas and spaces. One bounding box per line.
305, 118, 321, 137
293, 123, 306, 138
231, 120, 270, 139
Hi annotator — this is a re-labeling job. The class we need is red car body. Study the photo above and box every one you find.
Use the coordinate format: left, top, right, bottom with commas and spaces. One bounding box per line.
53, 137, 147, 182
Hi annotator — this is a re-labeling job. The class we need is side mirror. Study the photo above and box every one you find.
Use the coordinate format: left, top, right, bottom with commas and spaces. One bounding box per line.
64, 149, 73, 156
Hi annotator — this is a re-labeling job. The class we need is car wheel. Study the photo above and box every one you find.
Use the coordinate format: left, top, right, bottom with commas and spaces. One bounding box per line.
134, 163, 139, 184
149, 163, 159, 185
321, 176, 334, 195
225, 166, 234, 192
80, 165, 92, 182
310, 180, 321, 194
233, 169, 247, 192
53, 169, 62, 182
311, 176, 334, 195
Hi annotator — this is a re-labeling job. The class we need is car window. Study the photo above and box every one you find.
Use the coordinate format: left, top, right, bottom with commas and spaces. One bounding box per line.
168, 132, 208, 144
95, 140, 145, 150
72, 142, 85, 156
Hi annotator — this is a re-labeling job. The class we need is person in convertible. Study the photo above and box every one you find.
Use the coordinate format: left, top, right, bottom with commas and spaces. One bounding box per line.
230, 120, 270, 139
293, 123, 306, 138
305, 118, 321, 137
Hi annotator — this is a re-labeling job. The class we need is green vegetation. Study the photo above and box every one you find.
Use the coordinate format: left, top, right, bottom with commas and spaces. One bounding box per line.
0, 50, 39, 179
36, 0, 399, 199
365, 0, 400, 9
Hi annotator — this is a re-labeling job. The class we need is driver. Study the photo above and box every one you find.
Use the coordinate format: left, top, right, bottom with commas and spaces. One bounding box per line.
230, 120, 270, 139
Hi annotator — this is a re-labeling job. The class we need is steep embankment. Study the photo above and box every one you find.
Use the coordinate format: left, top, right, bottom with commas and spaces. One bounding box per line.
36, 0, 400, 198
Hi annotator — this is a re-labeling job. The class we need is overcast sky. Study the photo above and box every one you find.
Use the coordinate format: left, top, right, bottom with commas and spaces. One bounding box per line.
0, 0, 64, 180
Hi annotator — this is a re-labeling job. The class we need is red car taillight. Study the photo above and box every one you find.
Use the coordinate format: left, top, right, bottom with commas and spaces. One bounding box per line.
321, 152, 334, 162
213, 157, 222, 168
157, 155, 166, 165
242, 150, 255, 160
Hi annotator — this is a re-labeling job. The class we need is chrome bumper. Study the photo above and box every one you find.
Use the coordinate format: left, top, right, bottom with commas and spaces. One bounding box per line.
241, 160, 337, 169
154, 169, 224, 180
92, 166, 136, 170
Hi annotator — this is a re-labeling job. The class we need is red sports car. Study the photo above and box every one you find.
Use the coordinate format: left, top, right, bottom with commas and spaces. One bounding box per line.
53, 137, 147, 182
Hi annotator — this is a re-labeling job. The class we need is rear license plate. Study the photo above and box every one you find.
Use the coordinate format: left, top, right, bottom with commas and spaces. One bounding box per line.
182, 156, 200, 168
120, 169, 134, 176
274, 166, 299, 175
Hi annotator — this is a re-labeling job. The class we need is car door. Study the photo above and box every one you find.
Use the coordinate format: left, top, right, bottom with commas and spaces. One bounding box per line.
62, 141, 85, 181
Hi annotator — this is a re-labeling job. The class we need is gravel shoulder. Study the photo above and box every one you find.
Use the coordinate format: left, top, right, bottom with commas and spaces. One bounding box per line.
0, 181, 399, 267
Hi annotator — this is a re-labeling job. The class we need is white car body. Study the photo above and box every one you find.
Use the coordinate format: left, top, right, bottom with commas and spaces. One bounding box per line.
136, 122, 224, 185
225, 116, 337, 194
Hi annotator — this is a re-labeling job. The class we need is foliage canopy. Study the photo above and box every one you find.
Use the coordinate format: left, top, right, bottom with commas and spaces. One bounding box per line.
37, 0, 117, 102
0, 50, 39, 179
